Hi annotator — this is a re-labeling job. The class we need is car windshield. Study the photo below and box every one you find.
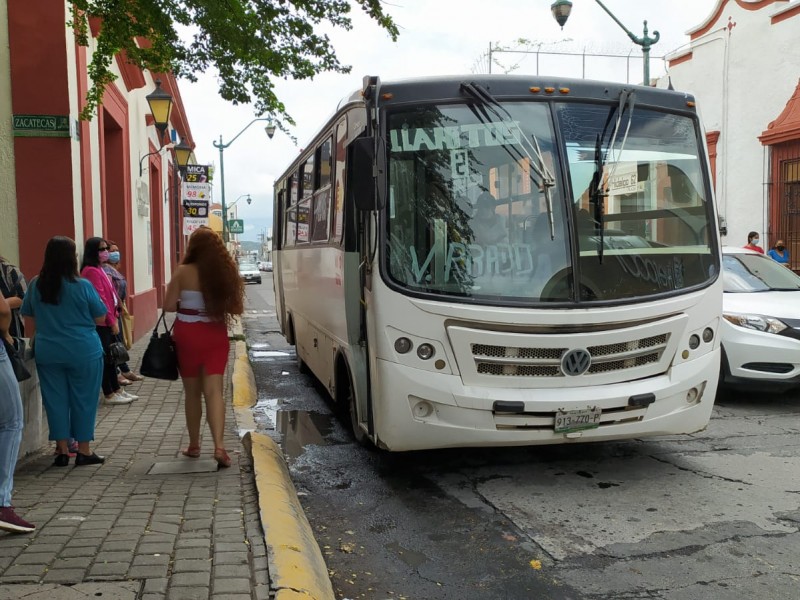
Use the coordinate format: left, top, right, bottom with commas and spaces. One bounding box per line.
239, 262, 257, 270
722, 253, 800, 292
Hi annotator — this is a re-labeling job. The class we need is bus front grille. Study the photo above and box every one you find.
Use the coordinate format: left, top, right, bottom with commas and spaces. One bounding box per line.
471, 333, 669, 378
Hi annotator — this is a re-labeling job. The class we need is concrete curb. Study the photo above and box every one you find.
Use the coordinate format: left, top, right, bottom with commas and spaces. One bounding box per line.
250, 432, 336, 600
230, 318, 335, 600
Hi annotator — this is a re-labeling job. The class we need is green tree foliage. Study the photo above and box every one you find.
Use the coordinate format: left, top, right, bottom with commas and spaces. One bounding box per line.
68, 0, 398, 122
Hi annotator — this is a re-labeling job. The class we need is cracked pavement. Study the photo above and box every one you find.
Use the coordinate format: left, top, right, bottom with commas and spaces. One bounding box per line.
243, 279, 800, 599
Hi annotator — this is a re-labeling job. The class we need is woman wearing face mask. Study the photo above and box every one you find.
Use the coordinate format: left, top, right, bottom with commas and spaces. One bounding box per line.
744, 231, 765, 254
81, 238, 137, 405
103, 242, 144, 384
767, 239, 791, 266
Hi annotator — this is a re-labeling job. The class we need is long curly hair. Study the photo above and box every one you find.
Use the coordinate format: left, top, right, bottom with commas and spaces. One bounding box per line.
183, 227, 244, 322
39, 236, 79, 304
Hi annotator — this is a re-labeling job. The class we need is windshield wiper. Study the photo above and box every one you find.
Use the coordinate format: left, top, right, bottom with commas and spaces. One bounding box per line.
461, 82, 557, 240
590, 89, 636, 262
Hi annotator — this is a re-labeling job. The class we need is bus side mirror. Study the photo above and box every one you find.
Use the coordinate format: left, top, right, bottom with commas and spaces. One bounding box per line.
351, 137, 386, 211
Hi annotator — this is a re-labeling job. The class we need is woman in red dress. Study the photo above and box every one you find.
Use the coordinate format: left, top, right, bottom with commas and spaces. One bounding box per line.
164, 227, 244, 467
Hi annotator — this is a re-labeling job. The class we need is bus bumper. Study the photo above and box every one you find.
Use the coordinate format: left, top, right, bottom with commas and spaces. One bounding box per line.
371, 349, 720, 452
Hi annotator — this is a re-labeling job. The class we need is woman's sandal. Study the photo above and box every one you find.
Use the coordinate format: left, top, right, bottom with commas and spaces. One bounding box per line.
182, 445, 201, 458
214, 448, 231, 468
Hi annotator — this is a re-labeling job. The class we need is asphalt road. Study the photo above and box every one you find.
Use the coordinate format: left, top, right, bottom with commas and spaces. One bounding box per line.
242, 275, 800, 600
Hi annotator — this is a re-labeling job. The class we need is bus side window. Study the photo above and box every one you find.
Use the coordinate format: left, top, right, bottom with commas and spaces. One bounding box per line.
310, 188, 331, 243
275, 188, 285, 250
331, 120, 347, 246
317, 137, 332, 190
310, 137, 333, 243
301, 156, 314, 199
285, 205, 298, 247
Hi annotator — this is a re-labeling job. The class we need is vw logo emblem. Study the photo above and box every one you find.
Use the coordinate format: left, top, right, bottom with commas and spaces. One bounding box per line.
561, 349, 591, 376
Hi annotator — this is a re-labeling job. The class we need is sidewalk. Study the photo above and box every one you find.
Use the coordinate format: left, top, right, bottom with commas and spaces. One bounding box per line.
0, 329, 269, 599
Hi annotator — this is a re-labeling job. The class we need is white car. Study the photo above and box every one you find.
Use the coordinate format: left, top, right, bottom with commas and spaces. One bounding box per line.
238, 261, 262, 284
720, 246, 800, 391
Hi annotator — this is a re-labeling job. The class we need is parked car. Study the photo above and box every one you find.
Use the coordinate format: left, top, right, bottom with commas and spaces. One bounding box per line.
238, 261, 262, 285
263, 260, 273, 272
720, 246, 800, 391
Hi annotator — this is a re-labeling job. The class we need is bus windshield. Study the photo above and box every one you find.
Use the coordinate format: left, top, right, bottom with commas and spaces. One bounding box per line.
385, 100, 716, 304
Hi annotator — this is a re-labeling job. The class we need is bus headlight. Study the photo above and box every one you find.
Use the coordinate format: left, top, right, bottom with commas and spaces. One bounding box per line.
688, 334, 700, 350
702, 327, 714, 343
394, 337, 413, 354
417, 343, 435, 360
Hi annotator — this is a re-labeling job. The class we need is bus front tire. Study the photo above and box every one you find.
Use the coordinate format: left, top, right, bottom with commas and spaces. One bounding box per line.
338, 367, 369, 446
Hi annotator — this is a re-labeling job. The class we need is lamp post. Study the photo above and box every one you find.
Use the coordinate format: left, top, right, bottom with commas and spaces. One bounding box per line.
212, 118, 276, 243
551, 0, 660, 85
139, 80, 175, 177
170, 135, 193, 262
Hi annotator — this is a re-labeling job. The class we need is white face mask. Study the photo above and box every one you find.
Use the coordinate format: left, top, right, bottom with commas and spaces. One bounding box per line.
752, 238, 760, 246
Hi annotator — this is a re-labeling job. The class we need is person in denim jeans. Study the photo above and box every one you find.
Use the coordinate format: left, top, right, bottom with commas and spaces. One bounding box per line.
0, 294, 35, 533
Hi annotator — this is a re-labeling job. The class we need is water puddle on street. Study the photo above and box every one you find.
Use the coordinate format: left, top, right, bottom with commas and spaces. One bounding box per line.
277, 410, 338, 459
251, 350, 290, 359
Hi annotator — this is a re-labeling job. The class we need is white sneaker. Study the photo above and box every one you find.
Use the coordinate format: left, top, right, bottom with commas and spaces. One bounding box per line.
119, 390, 139, 401
104, 392, 133, 405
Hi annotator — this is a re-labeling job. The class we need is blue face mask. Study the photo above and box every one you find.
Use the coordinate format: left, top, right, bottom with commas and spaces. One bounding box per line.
108, 251, 121, 263
752, 238, 760, 246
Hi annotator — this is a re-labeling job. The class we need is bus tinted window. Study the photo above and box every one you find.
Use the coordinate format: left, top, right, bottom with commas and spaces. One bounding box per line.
285, 206, 297, 246
557, 103, 713, 300
318, 138, 332, 189
297, 199, 310, 243
301, 158, 314, 199
310, 188, 331, 242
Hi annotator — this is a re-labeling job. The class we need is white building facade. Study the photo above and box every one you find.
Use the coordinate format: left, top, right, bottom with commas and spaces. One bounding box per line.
662, 0, 800, 267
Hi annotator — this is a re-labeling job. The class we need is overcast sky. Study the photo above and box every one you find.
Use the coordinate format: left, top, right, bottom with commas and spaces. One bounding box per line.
179, 0, 721, 242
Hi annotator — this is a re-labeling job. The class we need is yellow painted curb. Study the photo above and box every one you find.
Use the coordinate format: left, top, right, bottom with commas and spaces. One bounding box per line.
251, 432, 335, 600
232, 340, 256, 409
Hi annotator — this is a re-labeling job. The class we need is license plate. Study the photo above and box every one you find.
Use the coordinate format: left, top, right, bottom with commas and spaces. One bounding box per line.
554, 407, 602, 433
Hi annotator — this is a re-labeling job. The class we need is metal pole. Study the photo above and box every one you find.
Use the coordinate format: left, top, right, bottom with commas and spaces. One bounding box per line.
217, 135, 228, 243
594, 0, 659, 85
213, 118, 274, 245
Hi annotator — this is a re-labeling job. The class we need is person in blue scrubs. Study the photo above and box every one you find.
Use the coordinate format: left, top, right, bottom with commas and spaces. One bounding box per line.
20, 236, 108, 467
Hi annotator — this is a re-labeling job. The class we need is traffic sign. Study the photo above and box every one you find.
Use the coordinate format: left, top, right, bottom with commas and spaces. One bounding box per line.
228, 219, 244, 234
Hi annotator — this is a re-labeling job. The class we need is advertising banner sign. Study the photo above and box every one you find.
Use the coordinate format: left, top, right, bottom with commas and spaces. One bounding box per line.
183, 164, 209, 183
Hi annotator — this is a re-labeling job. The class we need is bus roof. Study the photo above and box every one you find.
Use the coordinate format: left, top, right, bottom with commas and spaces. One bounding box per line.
372, 74, 696, 111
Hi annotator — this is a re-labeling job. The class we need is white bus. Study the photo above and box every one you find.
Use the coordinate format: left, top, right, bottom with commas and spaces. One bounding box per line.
273, 75, 721, 451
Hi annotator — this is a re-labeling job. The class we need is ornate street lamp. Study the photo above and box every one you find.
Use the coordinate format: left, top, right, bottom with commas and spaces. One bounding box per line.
550, 0, 572, 28
173, 137, 193, 170
145, 79, 173, 143
551, 0, 660, 85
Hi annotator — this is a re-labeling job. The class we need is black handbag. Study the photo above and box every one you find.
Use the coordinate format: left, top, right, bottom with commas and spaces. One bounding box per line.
106, 340, 130, 365
140, 312, 179, 380
3, 337, 31, 382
